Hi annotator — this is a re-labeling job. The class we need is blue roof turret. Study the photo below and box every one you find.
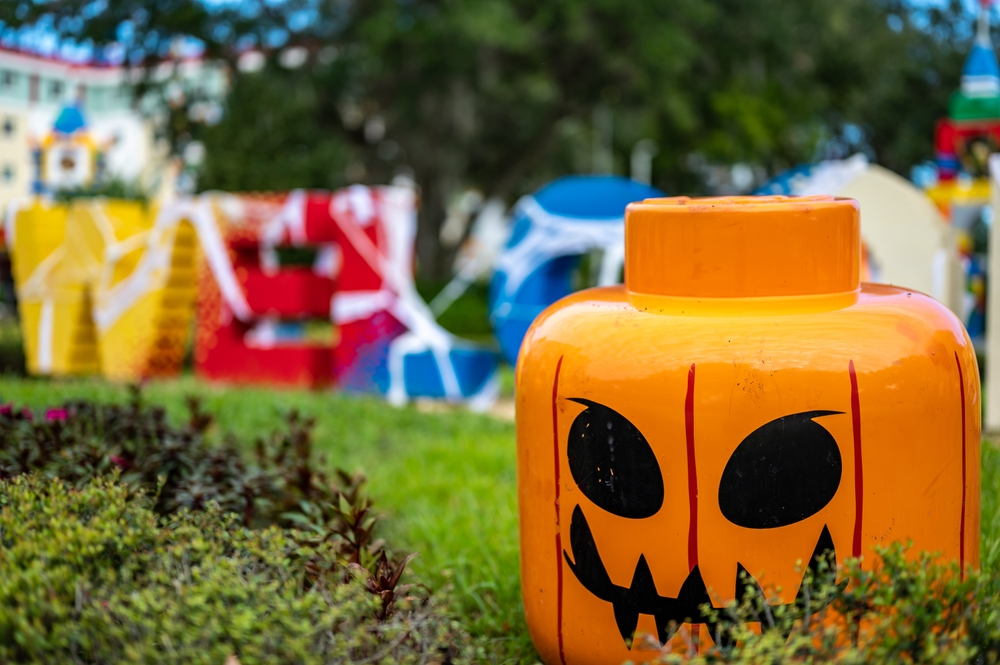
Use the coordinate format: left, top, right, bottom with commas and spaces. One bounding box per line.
53, 104, 87, 135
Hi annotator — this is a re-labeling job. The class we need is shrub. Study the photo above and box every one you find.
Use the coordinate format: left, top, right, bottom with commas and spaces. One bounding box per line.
640, 545, 1000, 665
0, 393, 472, 663
0, 391, 383, 562
0, 474, 468, 664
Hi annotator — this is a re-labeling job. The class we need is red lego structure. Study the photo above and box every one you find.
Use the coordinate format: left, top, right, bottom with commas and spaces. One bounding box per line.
194, 191, 339, 388
934, 117, 1000, 181
194, 186, 499, 403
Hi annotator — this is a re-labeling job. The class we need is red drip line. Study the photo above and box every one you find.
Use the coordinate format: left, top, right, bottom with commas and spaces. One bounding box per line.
849, 360, 863, 559
552, 356, 567, 665
955, 352, 967, 578
685, 363, 699, 571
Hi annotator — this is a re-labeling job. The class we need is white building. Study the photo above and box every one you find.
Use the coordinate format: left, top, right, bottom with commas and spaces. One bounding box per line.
0, 47, 228, 209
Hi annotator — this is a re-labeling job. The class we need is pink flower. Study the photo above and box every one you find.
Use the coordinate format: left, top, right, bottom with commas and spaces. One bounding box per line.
20, 408, 32, 421
0, 404, 12, 416
109, 455, 132, 470
45, 408, 68, 422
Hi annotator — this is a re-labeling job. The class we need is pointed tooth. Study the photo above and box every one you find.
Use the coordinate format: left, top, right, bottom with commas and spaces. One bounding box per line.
654, 616, 678, 649
808, 524, 837, 571
612, 598, 640, 648
628, 554, 661, 611
675, 564, 713, 623
794, 524, 839, 616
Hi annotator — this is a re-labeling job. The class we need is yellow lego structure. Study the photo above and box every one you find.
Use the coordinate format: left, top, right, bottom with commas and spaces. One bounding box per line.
7, 199, 198, 380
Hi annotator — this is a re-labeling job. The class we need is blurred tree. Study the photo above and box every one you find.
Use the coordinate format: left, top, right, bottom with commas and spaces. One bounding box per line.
195, 65, 352, 192
0, 0, 978, 278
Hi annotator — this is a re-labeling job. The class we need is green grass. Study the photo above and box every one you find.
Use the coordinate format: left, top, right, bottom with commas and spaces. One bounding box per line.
0, 374, 534, 663
982, 434, 1000, 574
2, 373, 999, 664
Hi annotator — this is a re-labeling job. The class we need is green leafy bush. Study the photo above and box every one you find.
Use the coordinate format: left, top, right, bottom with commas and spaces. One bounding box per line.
0, 393, 472, 663
635, 545, 1000, 664
0, 474, 467, 664
1, 390, 376, 541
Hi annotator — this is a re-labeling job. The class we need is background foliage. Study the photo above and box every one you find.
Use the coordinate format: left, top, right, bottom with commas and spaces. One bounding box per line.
0, 0, 981, 277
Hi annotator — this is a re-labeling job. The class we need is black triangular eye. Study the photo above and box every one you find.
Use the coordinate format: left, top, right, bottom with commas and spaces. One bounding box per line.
719, 411, 843, 529
567, 398, 663, 519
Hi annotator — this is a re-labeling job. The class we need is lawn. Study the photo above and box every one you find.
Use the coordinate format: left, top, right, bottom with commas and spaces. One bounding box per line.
1, 373, 998, 664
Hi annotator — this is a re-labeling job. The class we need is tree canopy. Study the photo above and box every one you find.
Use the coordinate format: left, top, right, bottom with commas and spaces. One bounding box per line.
0, 0, 979, 277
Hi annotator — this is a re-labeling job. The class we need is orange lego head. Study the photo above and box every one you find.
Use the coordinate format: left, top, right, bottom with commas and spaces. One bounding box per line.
516, 196, 980, 664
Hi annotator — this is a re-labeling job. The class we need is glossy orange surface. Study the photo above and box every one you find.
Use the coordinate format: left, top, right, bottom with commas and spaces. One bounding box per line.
516, 196, 980, 664
626, 195, 860, 298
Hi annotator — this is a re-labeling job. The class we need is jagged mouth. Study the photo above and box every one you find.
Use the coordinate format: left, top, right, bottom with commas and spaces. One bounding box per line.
563, 505, 841, 649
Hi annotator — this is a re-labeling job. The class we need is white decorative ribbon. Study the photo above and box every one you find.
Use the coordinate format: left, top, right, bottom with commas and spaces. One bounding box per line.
259, 189, 307, 275
92, 197, 252, 332
494, 194, 626, 301
330, 186, 490, 405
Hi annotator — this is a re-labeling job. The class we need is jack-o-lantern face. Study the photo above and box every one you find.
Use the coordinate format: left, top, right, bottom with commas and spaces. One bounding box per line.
519, 337, 976, 663
563, 397, 843, 647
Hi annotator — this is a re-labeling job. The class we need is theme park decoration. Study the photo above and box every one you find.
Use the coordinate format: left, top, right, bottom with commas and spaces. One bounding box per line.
195, 186, 499, 406
516, 196, 979, 662
925, 1, 1000, 345
7, 201, 99, 376
33, 104, 110, 194
756, 154, 965, 316
194, 190, 337, 387
6, 186, 498, 407
5, 199, 200, 379
328, 186, 499, 407
489, 176, 663, 365
95, 199, 238, 381
935, 0, 1000, 183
